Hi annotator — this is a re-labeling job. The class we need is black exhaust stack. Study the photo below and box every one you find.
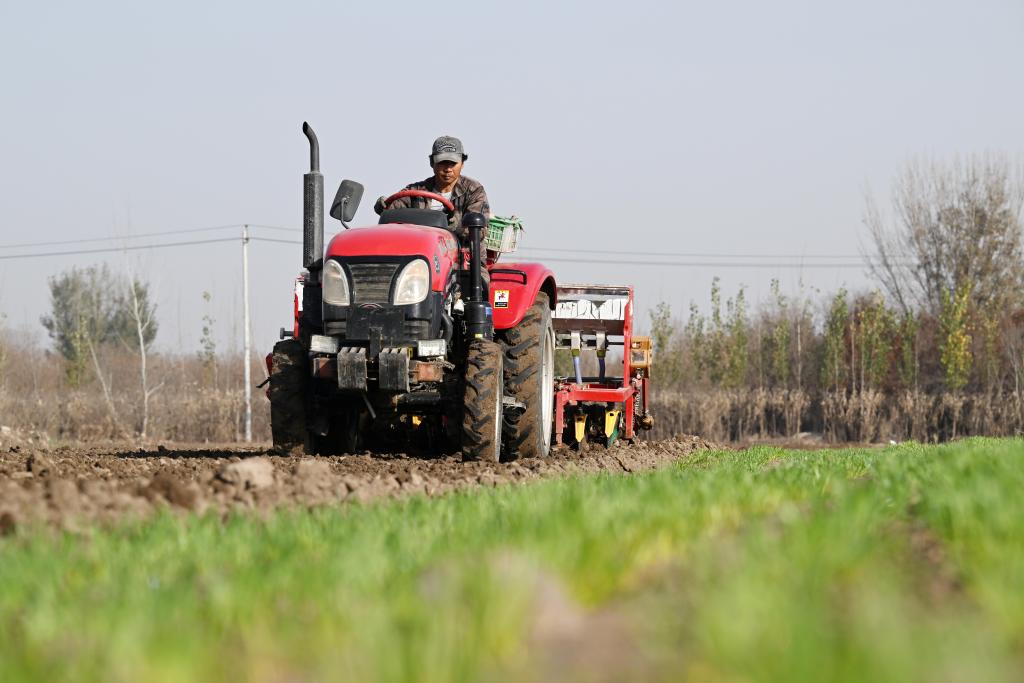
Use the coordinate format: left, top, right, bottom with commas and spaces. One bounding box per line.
302, 122, 324, 273
462, 212, 493, 340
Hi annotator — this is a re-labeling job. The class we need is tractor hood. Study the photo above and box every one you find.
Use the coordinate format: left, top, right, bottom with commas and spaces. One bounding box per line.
325, 224, 457, 260
324, 223, 460, 294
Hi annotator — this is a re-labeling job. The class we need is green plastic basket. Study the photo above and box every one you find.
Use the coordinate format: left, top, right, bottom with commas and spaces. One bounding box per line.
485, 216, 523, 253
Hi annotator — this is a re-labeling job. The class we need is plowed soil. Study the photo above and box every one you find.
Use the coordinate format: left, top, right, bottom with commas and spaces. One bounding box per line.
0, 435, 716, 532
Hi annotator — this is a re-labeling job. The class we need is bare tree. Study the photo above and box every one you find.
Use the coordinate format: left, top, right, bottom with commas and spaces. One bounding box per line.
123, 275, 161, 439
865, 155, 1024, 315
85, 333, 127, 438
1004, 310, 1024, 397
40, 264, 160, 438
0, 313, 8, 393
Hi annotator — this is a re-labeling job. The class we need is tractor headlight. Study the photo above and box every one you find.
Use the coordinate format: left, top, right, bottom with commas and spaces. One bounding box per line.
322, 259, 350, 306
392, 259, 430, 305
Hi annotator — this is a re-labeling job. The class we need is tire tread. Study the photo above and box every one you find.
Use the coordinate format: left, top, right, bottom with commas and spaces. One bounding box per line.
499, 293, 552, 458
462, 340, 503, 462
269, 339, 308, 454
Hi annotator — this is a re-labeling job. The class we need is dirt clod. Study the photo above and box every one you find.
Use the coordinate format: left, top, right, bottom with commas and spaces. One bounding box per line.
145, 472, 202, 511
295, 459, 331, 481
0, 511, 16, 536
27, 453, 55, 476
217, 457, 276, 490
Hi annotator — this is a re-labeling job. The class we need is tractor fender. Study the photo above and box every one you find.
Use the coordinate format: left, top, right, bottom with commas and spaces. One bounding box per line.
488, 262, 557, 330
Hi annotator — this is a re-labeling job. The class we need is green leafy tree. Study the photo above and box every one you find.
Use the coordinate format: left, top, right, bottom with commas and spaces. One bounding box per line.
821, 289, 849, 391
977, 307, 1002, 392
42, 266, 116, 385
198, 291, 218, 387
856, 291, 895, 390
111, 278, 158, 350
896, 312, 920, 391
707, 277, 726, 385
939, 283, 973, 392
766, 279, 791, 388
649, 302, 673, 358
723, 286, 749, 389
684, 301, 707, 383
648, 302, 681, 385
40, 265, 158, 385
792, 280, 815, 391
0, 312, 7, 381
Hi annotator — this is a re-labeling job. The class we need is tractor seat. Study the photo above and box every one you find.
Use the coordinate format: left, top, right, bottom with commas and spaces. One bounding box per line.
378, 208, 449, 229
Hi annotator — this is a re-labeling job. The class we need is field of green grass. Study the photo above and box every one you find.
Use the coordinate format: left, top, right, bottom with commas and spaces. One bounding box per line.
2, 439, 1023, 682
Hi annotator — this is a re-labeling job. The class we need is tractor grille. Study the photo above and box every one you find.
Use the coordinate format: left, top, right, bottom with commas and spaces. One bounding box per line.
324, 319, 432, 340
348, 262, 399, 304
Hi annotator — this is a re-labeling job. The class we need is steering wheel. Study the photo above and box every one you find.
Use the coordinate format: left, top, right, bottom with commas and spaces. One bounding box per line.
383, 189, 456, 214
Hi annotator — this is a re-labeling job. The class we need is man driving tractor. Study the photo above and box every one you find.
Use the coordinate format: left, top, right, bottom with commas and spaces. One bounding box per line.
373, 135, 491, 239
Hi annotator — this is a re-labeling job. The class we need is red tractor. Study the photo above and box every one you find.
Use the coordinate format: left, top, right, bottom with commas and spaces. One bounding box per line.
267, 123, 652, 461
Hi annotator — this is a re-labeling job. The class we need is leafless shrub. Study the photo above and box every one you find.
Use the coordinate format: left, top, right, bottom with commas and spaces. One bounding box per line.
865, 155, 1024, 315
650, 388, 1022, 444
0, 336, 269, 443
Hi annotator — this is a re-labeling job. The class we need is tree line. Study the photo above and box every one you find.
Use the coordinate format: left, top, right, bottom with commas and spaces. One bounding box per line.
650, 154, 1024, 441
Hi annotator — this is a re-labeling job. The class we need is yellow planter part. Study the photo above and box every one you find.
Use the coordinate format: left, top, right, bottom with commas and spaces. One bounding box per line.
574, 413, 587, 443
604, 410, 621, 438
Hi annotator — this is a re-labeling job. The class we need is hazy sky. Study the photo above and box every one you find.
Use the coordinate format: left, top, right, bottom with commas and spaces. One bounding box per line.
1, 0, 1022, 356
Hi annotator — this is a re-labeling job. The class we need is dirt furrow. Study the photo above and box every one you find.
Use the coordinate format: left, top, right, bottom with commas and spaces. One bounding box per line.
0, 435, 716, 532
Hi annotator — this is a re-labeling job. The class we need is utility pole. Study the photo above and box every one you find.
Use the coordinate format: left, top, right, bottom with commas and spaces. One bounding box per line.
242, 223, 252, 443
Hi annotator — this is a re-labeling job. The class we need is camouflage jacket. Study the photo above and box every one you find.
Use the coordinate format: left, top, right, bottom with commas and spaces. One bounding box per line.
374, 175, 491, 239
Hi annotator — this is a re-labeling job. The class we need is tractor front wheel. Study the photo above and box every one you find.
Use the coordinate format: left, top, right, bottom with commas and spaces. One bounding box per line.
461, 339, 504, 462
269, 339, 309, 455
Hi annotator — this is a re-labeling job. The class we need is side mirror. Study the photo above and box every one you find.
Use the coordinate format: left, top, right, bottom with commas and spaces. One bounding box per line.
330, 179, 364, 226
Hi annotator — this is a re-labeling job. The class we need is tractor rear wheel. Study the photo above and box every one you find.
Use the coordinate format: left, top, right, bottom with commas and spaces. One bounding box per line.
499, 292, 554, 459
269, 339, 308, 454
461, 339, 504, 462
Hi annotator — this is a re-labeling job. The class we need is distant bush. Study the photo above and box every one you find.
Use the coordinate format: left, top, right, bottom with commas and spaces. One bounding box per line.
0, 332, 268, 443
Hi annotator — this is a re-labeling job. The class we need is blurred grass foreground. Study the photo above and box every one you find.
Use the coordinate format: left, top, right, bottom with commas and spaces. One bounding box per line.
2, 438, 1024, 682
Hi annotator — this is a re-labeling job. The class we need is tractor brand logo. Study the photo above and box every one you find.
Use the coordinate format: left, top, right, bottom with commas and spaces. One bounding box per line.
434, 255, 440, 273
494, 289, 510, 309
359, 303, 382, 310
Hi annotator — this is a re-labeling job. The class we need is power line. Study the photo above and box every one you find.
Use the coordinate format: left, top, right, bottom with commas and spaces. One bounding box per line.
0, 223, 301, 252
0, 229, 899, 270
0, 220, 904, 265
251, 237, 302, 245
0, 224, 242, 251
0, 220, 889, 261
247, 223, 301, 232
516, 245, 910, 260
526, 256, 873, 269
0, 237, 240, 261
249, 237, 879, 268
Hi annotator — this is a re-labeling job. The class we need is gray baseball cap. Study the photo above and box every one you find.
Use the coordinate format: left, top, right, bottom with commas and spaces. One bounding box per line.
431, 135, 467, 164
